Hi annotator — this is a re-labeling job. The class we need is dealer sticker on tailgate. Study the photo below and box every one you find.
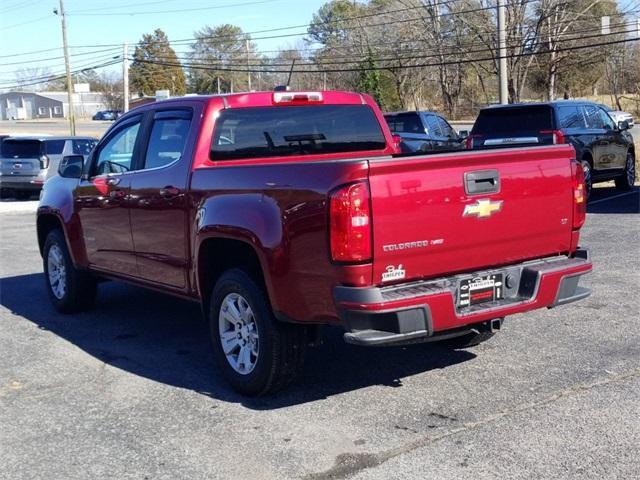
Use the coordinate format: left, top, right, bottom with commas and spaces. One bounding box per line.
458, 274, 504, 308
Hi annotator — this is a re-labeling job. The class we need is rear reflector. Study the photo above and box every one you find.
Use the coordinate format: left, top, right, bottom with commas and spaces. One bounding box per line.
329, 182, 372, 263
273, 91, 323, 104
572, 160, 586, 229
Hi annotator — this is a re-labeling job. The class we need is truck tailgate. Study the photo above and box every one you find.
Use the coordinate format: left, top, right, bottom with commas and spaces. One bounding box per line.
368, 145, 576, 285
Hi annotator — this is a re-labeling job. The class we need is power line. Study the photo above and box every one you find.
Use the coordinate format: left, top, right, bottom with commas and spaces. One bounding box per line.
68, 0, 282, 16
129, 36, 639, 74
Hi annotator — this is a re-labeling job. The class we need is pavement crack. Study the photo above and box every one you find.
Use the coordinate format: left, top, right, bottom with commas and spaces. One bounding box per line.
302, 367, 640, 480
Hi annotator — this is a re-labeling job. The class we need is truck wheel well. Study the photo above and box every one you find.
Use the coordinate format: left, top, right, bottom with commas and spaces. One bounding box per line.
582, 152, 593, 165
37, 215, 63, 256
197, 238, 266, 312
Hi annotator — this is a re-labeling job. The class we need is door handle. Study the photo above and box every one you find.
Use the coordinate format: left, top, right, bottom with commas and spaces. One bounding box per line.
106, 177, 121, 186
159, 186, 180, 198
464, 169, 500, 194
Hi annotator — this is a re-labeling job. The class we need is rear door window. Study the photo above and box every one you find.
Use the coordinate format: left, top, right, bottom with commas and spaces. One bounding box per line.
143, 110, 192, 169
584, 105, 606, 129
211, 105, 386, 160
435, 115, 456, 138
424, 115, 443, 137
473, 106, 554, 134
557, 106, 585, 129
384, 113, 423, 134
73, 139, 97, 155
1, 140, 43, 158
45, 140, 65, 155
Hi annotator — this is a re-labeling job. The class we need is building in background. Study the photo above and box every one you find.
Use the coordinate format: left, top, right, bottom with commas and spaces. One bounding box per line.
0, 84, 107, 120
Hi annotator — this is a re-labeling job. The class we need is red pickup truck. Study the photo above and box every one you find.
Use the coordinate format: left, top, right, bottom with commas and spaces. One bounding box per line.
37, 90, 592, 395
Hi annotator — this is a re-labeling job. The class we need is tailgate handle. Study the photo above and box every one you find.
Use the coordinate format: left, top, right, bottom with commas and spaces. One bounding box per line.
465, 169, 500, 195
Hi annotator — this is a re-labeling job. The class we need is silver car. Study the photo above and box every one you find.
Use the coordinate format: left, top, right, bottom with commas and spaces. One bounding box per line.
0, 136, 97, 199
599, 104, 634, 128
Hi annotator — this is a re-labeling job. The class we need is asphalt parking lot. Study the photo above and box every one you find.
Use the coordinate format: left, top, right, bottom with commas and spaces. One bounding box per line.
1, 186, 639, 480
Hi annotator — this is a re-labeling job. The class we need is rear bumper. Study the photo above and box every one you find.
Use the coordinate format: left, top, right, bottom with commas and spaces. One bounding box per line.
334, 249, 592, 346
0, 176, 44, 191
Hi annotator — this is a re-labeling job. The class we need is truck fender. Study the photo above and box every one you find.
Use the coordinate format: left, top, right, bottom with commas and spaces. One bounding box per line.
193, 193, 284, 310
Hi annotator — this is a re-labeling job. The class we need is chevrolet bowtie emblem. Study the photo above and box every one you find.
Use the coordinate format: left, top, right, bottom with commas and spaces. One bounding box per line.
463, 199, 503, 218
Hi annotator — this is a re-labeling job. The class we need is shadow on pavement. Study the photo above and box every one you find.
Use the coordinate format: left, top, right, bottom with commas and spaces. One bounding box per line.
588, 186, 639, 214
0, 273, 475, 409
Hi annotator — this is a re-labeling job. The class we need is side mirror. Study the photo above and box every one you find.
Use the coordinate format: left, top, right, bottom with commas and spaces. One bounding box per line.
458, 130, 469, 140
618, 120, 629, 131
58, 155, 84, 178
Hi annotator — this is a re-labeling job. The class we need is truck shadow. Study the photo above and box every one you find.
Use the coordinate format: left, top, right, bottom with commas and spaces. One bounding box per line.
587, 186, 639, 214
0, 273, 475, 410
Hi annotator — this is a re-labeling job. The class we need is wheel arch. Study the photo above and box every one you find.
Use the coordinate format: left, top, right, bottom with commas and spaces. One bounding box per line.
196, 236, 273, 316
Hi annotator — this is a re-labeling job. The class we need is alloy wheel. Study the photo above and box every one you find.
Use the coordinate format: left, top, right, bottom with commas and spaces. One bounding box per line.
626, 153, 636, 187
47, 244, 67, 300
218, 293, 259, 375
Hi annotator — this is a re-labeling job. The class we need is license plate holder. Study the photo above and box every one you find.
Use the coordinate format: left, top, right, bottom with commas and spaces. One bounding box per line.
458, 273, 504, 308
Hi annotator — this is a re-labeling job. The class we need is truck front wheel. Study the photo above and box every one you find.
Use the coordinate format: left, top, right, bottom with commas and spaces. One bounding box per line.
209, 269, 307, 396
43, 229, 97, 313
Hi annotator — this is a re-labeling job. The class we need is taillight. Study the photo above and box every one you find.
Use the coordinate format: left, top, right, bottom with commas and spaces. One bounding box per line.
540, 129, 566, 144
391, 134, 403, 153
329, 182, 372, 263
465, 135, 481, 149
572, 160, 586, 229
39, 155, 49, 169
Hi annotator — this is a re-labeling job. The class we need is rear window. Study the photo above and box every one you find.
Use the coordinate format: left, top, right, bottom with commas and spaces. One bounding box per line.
473, 106, 554, 134
384, 113, 423, 134
45, 140, 65, 155
211, 105, 386, 160
1, 140, 43, 158
557, 106, 585, 129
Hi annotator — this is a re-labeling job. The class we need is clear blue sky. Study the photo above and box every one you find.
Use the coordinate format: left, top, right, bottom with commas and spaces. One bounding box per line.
0, 0, 327, 89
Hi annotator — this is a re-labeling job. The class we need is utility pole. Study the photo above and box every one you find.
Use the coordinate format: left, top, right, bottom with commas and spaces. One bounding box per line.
497, 0, 508, 104
56, 0, 75, 135
246, 38, 252, 91
123, 42, 129, 112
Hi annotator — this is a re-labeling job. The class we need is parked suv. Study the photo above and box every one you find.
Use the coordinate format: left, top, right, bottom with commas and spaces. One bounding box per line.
384, 111, 464, 152
467, 101, 636, 197
1, 136, 97, 199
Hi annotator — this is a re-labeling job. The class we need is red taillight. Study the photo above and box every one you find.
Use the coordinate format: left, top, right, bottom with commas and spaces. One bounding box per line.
39, 155, 49, 169
391, 134, 403, 153
572, 160, 586, 229
540, 129, 566, 144
465, 135, 481, 149
330, 182, 372, 263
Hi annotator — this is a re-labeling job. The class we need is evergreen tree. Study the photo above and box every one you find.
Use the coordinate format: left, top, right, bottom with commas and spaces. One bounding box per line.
130, 29, 186, 97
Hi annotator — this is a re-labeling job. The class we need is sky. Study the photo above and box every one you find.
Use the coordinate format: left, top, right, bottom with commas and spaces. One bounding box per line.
0, 0, 327, 90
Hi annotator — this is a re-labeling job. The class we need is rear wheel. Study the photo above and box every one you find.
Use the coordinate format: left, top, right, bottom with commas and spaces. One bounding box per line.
615, 151, 636, 190
581, 160, 593, 199
43, 229, 97, 313
209, 269, 307, 396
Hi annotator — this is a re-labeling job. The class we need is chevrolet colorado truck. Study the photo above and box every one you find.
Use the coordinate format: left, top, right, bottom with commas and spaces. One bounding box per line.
37, 91, 592, 395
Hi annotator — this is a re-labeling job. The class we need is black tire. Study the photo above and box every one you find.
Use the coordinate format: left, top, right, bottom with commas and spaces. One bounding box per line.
14, 190, 33, 200
581, 160, 593, 200
209, 268, 307, 396
439, 331, 495, 349
615, 151, 636, 190
43, 229, 97, 313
